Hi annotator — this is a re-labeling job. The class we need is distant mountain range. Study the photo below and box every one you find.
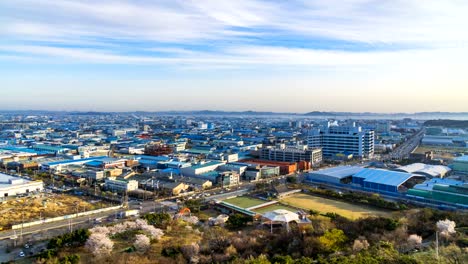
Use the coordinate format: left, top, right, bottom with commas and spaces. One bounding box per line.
1, 110, 467, 118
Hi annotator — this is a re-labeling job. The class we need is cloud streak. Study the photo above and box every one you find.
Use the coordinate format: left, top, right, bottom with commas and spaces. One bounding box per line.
0, 0, 467, 113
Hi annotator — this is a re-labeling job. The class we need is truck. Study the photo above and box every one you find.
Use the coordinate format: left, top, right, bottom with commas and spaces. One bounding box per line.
118, 209, 140, 219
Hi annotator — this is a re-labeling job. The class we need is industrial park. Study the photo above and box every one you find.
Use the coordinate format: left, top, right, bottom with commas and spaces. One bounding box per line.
1, 0, 467, 263
0, 112, 466, 263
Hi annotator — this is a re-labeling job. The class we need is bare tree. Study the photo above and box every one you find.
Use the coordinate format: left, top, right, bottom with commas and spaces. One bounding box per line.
181, 242, 200, 263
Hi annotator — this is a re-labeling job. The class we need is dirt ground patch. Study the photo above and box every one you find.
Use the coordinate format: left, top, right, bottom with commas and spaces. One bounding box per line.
0, 194, 111, 228
413, 146, 466, 160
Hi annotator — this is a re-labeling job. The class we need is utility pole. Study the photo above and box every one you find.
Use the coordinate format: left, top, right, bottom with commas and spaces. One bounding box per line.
435, 231, 439, 262
20, 211, 24, 244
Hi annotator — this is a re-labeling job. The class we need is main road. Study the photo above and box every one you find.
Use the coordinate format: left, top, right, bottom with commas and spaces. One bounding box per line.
383, 128, 425, 161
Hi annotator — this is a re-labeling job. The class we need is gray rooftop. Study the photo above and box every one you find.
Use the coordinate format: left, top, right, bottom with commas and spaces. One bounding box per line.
309, 166, 365, 179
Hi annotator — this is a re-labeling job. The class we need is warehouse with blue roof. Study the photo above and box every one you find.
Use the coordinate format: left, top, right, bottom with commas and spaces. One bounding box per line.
352, 168, 425, 193
305, 166, 365, 184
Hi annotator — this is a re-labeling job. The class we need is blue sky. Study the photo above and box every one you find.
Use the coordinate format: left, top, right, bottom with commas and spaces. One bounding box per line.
1, 0, 467, 112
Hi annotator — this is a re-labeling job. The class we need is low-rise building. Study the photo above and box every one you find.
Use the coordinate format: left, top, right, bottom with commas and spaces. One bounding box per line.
105, 177, 138, 192
0, 173, 43, 198
394, 163, 451, 178
259, 146, 322, 167
451, 156, 468, 175
180, 161, 225, 176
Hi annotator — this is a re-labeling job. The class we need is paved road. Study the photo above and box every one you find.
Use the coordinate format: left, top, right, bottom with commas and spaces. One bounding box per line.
0, 208, 122, 242
383, 128, 425, 160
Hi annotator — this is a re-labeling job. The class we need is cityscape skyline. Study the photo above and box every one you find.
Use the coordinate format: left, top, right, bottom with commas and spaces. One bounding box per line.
1, 0, 468, 112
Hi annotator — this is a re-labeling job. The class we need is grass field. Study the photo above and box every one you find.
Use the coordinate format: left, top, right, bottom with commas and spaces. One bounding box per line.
252, 204, 297, 214
223, 196, 267, 209
281, 193, 391, 220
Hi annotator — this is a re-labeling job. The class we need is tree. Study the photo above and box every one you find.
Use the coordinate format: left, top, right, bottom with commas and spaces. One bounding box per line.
226, 213, 252, 229
407, 234, 422, 249
85, 233, 114, 257
318, 229, 347, 252
181, 243, 200, 263
286, 176, 297, 184
437, 219, 456, 238
244, 254, 271, 264
142, 212, 171, 228
204, 227, 232, 254
352, 237, 370, 252
134, 234, 151, 252
440, 243, 468, 264
271, 255, 294, 264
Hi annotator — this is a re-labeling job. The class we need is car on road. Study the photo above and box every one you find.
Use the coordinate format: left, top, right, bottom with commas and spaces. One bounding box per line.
18, 251, 25, 257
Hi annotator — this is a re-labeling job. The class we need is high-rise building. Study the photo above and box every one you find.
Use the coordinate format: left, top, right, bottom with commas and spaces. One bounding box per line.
307, 122, 374, 159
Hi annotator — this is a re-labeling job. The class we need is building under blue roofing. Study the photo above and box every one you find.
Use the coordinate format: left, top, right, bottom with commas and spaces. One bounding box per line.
198, 171, 220, 181
190, 161, 224, 170
136, 155, 171, 161
45, 156, 108, 166
352, 168, 424, 193
306, 166, 365, 184
453, 155, 468, 162
161, 168, 180, 175
85, 160, 104, 167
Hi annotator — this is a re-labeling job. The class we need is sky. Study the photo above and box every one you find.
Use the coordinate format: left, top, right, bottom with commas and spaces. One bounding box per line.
1, 0, 467, 113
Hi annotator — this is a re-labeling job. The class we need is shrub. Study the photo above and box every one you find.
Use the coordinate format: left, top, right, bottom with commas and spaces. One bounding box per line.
162, 246, 182, 258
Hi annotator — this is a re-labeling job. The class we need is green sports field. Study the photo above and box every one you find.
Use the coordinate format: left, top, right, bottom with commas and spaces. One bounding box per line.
223, 196, 266, 209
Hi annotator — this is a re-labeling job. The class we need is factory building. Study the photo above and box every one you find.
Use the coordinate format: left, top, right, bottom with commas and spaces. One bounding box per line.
238, 159, 297, 175
407, 178, 468, 206
305, 166, 365, 184
104, 177, 139, 192
259, 145, 322, 167
180, 161, 225, 176
0, 173, 44, 198
394, 163, 451, 178
352, 168, 425, 193
451, 156, 468, 175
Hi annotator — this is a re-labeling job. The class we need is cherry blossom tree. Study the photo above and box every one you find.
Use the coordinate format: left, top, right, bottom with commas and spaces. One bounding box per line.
407, 234, 422, 249
352, 237, 370, 252
437, 219, 456, 237
85, 233, 114, 257
134, 234, 151, 252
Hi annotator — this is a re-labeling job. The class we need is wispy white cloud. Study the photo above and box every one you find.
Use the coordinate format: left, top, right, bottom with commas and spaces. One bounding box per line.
2, 0, 467, 45
0, 0, 467, 69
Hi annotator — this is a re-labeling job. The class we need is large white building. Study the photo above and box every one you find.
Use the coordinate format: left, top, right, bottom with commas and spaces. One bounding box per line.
307, 122, 374, 159
180, 161, 225, 176
0, 173, 44, 198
